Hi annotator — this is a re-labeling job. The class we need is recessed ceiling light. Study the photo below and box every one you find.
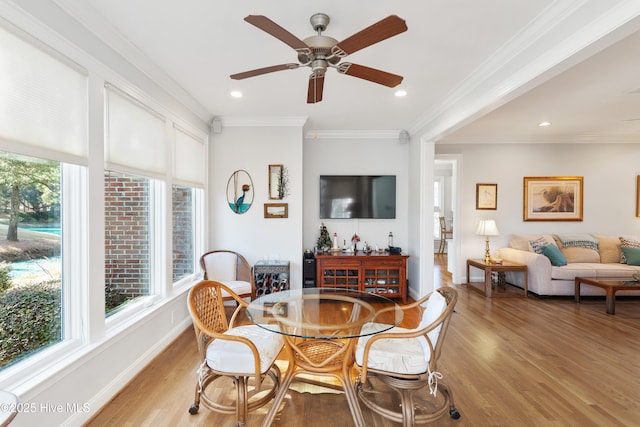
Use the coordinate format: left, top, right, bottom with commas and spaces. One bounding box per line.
395, 89, 407, 97
230, 91, 243, 98
538, 121, 551, 127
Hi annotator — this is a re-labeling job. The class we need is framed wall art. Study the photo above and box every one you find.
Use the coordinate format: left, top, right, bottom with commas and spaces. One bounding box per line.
523, 176, 583, 221
268, 164, 288, 199
476, 183, 497, 210
264, 203, 288, 219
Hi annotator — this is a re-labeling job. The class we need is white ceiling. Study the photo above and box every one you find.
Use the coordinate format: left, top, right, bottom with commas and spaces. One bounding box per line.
54, 0, 640, 142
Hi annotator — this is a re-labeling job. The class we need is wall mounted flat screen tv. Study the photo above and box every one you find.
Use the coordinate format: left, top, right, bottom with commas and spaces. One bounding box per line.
319, 175, 396, 219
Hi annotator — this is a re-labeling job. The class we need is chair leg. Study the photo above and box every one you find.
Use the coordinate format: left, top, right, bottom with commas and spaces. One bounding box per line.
399, 388, 416, 427
189, 362, 206, 415
342, 363, 366, 427
235, 376, 248, 427
188, 381, 201, 414
438, 238, 445, 254
438, 382, 461, 420
261, 363, 297, 427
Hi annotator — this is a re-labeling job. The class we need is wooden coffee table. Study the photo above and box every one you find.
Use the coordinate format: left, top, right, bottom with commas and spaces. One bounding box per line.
574, 277, 640, 314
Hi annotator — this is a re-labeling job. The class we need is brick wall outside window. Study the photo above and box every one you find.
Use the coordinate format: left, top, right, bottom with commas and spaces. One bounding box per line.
105, 171, 149, 300
172, 185, 194, 281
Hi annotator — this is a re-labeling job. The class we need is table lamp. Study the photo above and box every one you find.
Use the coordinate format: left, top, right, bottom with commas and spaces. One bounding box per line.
475, 219, 499, 263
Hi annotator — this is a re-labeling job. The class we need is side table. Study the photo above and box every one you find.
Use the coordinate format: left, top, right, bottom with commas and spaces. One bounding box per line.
466, 258, 528, 298
254, 260, 289, 297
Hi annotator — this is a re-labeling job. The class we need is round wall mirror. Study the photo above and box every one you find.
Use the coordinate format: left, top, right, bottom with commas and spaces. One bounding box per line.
226, 169, 254, 214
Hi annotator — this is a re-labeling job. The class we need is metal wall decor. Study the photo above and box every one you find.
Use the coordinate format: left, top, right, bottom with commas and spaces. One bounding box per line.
226, 169, 254, 214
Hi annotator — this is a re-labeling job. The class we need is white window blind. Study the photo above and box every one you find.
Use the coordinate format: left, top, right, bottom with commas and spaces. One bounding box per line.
106, 86, 166, 174
0, 26, 87, 158
174, 126, 205, 185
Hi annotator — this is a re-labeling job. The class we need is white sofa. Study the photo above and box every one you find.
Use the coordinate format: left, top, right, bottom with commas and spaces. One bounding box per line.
498, 234, 640, 296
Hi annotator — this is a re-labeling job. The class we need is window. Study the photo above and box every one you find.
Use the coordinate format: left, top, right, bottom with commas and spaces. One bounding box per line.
0, 23, 84, 372
0, 18, 206, 388
104, 171, 151, 316
172, 185, 195, 282
0, 152, 62, 369
172, 127, 206, 283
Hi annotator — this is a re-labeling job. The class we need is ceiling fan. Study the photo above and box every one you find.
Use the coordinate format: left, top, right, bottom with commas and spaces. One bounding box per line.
230, 13, 408, 103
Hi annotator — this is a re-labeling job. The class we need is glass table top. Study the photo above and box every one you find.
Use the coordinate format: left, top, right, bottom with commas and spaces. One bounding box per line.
246, 288, 404, 340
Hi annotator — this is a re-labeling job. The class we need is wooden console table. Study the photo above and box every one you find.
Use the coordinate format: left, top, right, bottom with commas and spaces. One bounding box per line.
315, 251, 409, 302
466, 258, 528, 298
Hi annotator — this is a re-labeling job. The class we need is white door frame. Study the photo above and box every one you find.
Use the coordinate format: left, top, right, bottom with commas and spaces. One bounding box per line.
434, 154, 462, 284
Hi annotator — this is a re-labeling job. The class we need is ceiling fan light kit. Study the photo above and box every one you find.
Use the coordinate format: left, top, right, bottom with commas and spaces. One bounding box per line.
230, 13, 407, 103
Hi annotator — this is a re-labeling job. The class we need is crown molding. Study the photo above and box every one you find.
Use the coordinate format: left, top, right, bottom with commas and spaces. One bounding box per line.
219, 116, 308, 128
438, 134, 640, 145
304, 129, 404, 140
215, 121, 404, 140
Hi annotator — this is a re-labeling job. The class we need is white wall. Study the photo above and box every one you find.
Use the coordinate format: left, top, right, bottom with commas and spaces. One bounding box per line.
303, 137, 410, 258
210, 125, 304, 286
408, 139, 435, 299
435, 142, 640, 282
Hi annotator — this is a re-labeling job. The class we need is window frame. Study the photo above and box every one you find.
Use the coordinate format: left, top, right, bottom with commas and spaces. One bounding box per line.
0, 17, 208, 390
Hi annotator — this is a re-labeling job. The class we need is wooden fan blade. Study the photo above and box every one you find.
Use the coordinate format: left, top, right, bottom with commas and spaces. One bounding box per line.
307, 74, 325, 103
337, 63, 403, 87
333, 15, 407, 57
230, 63, 299, 80
244, 15, 310, 51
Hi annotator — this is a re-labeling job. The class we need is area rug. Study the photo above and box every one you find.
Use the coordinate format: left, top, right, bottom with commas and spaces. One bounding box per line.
265, 379, 399, 427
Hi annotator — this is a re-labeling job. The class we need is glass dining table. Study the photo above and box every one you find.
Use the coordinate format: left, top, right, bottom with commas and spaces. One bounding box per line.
246, 287, 404, 427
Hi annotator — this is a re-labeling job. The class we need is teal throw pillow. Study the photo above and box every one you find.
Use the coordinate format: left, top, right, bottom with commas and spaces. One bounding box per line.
621, 246, 640, 266
542, 244, 567, 266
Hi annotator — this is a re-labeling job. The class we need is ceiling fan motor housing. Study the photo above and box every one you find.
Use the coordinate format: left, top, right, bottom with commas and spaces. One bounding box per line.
310, 13, 330, 32
299, 35, 340, 65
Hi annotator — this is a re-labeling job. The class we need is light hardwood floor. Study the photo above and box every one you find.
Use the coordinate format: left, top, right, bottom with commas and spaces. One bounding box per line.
85, 255, 640, 426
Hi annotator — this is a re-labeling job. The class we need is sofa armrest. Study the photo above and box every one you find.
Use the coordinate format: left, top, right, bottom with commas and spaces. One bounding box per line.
498, 247, 551, 293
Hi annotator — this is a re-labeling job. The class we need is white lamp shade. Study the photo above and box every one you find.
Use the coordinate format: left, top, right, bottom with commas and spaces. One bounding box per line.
476, 219, 499, 236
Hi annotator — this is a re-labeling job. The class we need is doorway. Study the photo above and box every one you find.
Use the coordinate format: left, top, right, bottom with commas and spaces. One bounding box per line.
434, 155, 460, 283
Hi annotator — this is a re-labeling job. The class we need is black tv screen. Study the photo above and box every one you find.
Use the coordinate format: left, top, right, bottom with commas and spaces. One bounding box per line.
319, 175, 396, 219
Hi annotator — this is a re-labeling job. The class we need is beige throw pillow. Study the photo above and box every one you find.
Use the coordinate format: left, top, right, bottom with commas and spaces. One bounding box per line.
593, 235, 620, 264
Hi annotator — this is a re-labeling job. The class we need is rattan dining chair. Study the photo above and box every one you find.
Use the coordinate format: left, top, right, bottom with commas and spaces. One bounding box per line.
187, 280, 283, 427
199, 250, 254, 301
355, 287, 459, 426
